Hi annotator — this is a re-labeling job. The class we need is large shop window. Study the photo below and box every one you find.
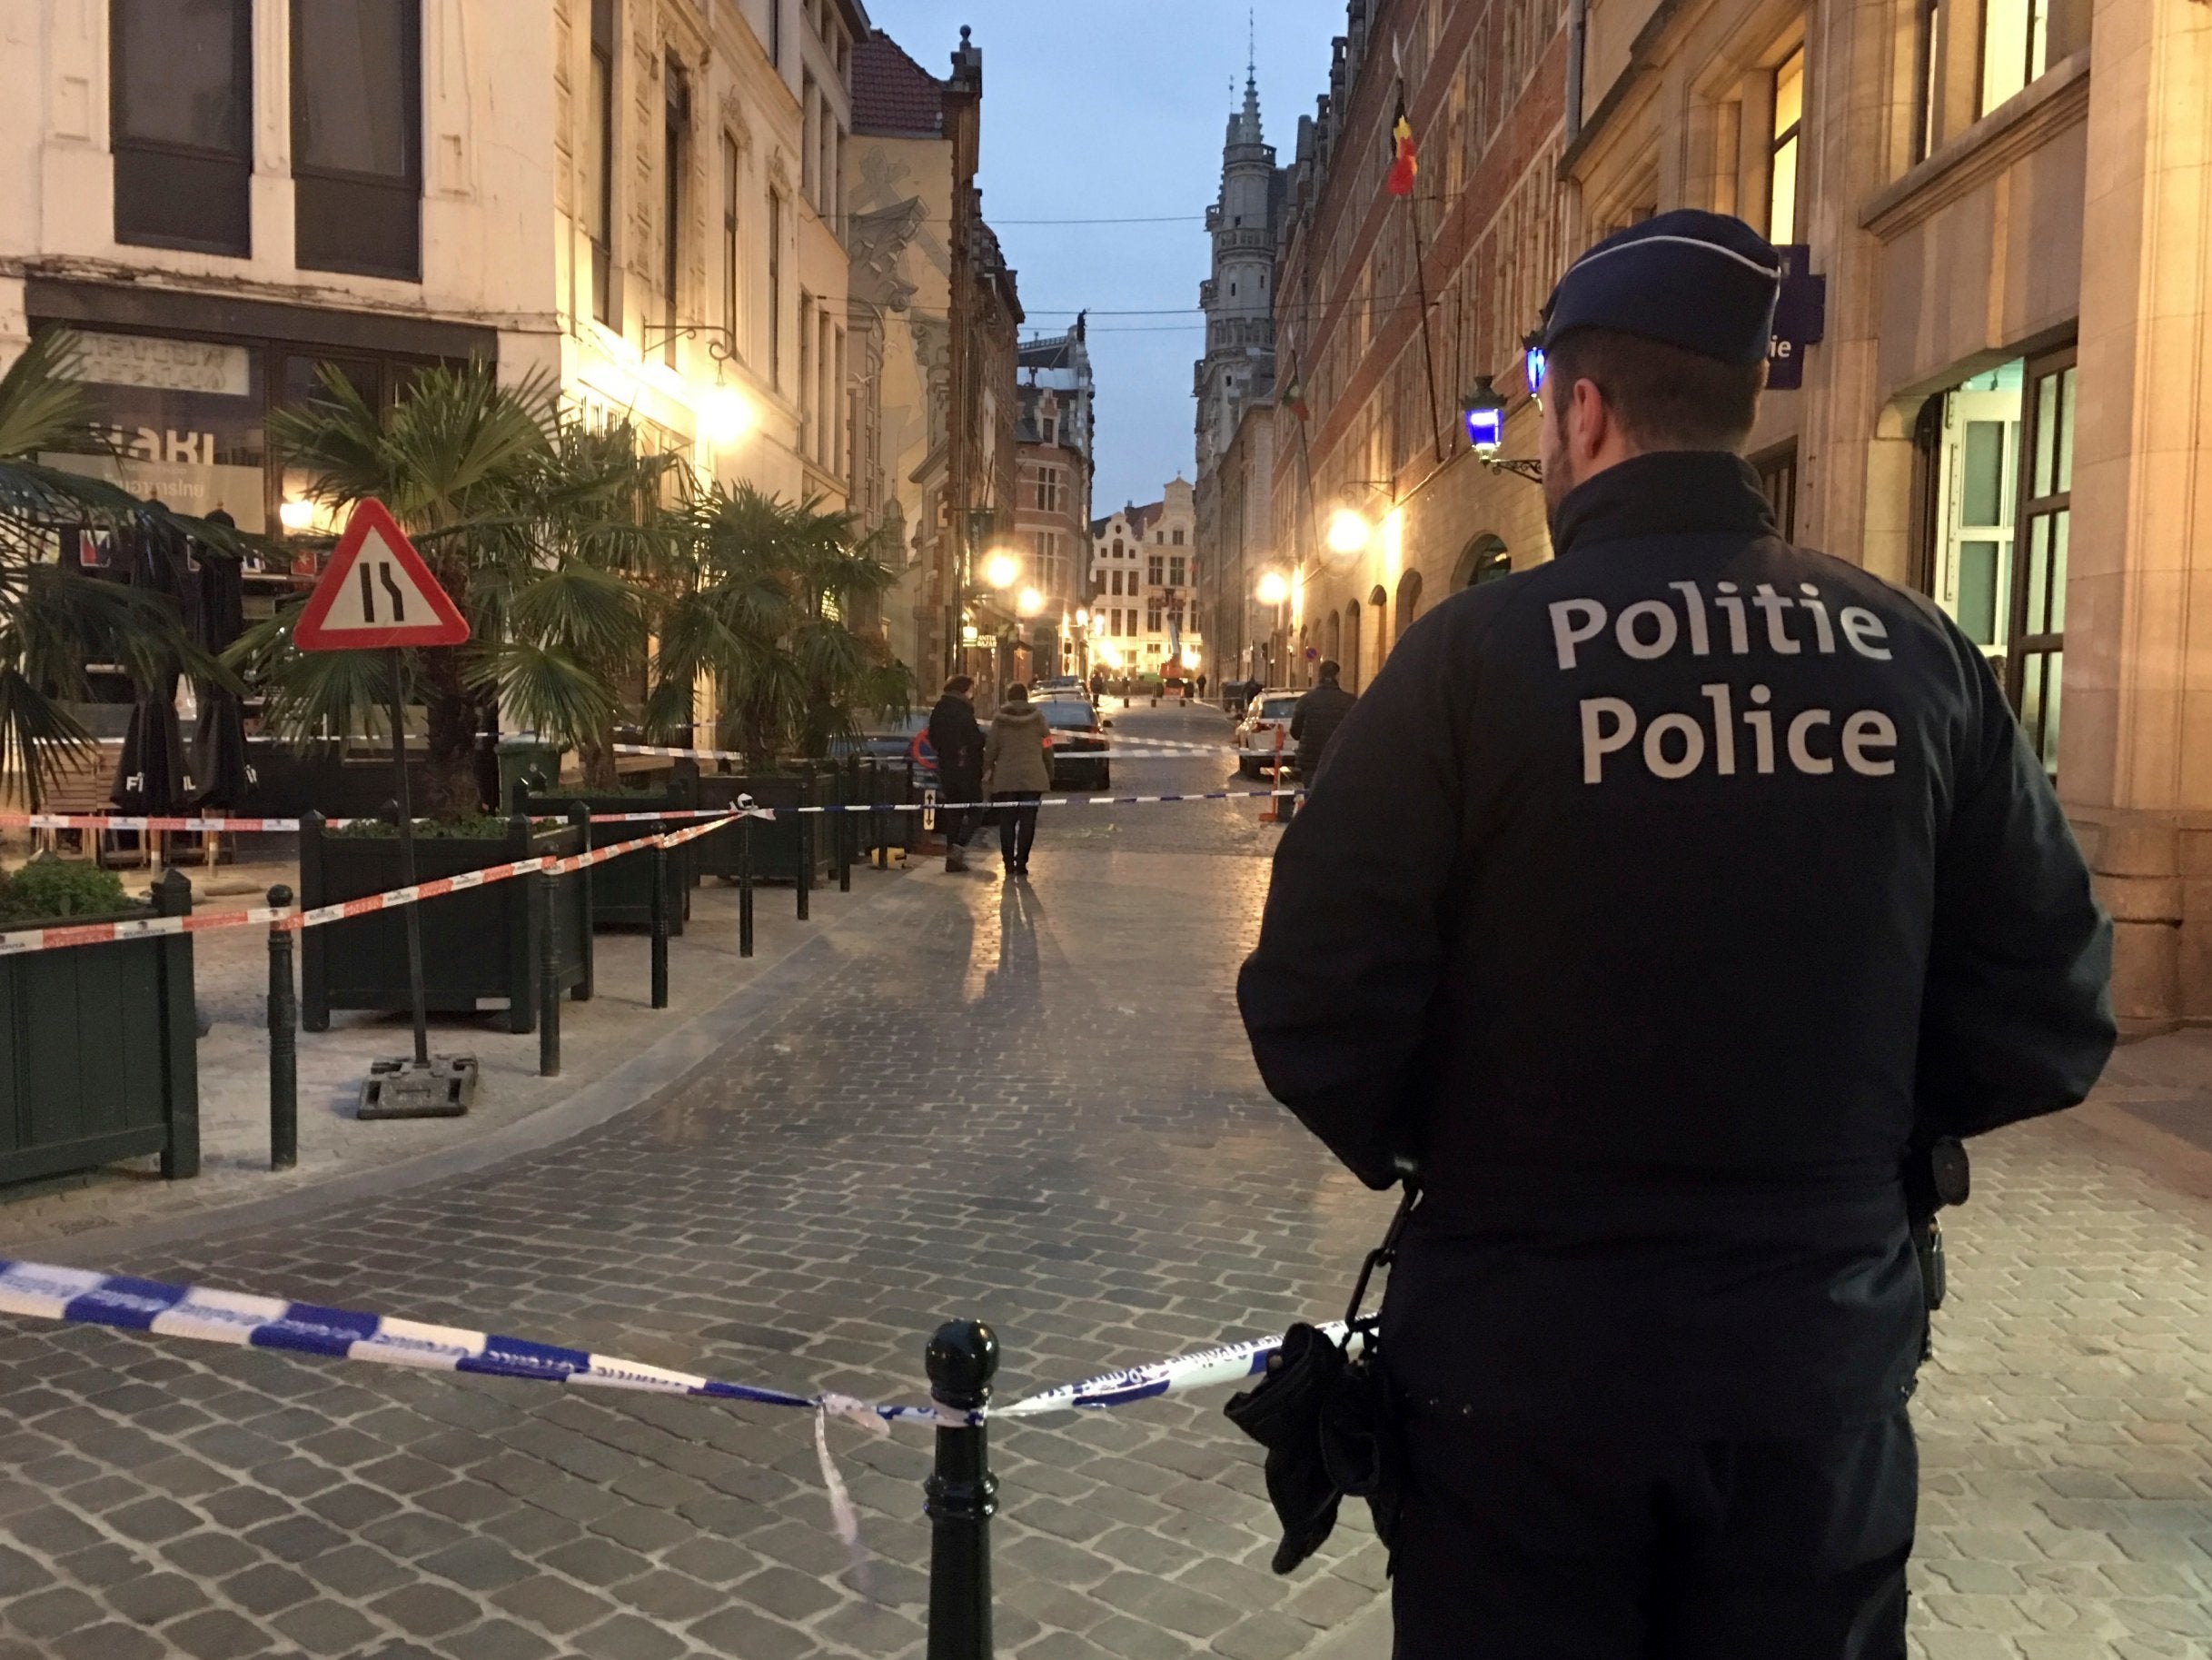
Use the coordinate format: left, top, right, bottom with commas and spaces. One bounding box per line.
110, 0, 253, 256
292, 0, 422, 280
1918, 351, 2075, 774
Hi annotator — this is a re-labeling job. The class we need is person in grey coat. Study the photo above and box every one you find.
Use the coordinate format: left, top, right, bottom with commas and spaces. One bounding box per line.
983, 684, 1051, 877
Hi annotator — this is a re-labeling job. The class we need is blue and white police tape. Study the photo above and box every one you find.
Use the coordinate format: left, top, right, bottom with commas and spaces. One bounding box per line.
0, 1256, 1337, 1423
0, 1257, 1352, 1555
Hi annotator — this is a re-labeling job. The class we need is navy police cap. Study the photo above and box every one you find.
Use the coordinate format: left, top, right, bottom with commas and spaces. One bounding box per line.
1537, 210, 1783, 366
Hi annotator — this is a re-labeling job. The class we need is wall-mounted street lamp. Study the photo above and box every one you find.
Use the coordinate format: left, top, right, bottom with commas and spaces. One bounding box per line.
699, 384, 756, 447
1017, 586, 1044, 619
1255, 571, 1291, 607
984, 551, 1020, 591
641, 320, 739, 366
1324, 508, 1373, 555
1462, 375, 1543, 484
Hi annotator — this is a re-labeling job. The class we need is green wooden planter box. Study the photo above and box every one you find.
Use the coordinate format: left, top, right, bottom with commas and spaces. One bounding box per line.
514, 780, 697, 936
0, 872, 199, 1187
694, 770, 829, 885
299, 814, 591, 1037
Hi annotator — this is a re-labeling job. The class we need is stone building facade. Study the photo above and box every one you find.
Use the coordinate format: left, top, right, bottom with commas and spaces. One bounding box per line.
1089, 481, 1202, 683
0, 0, 865, 579
1270, 0, 1566, 697
1014, 323, 1096, 677
1276, 0, 2212, 1027
1192, 68, 1291, 696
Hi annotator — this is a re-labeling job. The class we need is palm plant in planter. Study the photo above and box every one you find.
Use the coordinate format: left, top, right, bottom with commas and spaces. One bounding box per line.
233, 364, 685, 814
646, 483, 910, 768
0, 332, 236, 808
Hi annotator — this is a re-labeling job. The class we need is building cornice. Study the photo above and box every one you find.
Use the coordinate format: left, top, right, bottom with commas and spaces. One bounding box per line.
1860, 50, 2091, 240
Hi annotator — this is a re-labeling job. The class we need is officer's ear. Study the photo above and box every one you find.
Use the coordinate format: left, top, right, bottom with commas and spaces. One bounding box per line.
1562, 374, 1617, 465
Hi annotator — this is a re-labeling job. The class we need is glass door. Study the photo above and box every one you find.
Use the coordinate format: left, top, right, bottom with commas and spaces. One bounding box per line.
1930, 363, 2024, 678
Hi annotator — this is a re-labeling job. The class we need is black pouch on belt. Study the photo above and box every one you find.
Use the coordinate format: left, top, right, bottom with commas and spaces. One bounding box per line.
1224, 1180, 1419, 1575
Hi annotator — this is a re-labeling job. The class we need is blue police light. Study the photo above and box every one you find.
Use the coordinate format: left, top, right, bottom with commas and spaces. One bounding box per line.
1461, 376, 1508, 457
1524, 343, 1548, 396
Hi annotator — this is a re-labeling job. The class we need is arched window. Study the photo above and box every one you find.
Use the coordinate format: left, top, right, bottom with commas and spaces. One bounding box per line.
1453, 533, 1510, 590
1395, 570, 1424, 638
1368, 585, 1389, 675
1325, 610, 1342, 670
1344, 599, 1363, 688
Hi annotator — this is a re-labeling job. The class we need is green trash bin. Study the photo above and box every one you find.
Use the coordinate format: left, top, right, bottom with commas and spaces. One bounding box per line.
496, 735, 565, 808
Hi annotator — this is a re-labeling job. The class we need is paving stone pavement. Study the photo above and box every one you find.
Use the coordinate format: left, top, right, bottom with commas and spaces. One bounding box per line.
0, 703, 2207, 1659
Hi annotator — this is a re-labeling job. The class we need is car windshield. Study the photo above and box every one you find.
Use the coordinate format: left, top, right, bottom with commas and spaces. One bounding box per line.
1260, 698, 1300, 720
1037, 702, 1097, 730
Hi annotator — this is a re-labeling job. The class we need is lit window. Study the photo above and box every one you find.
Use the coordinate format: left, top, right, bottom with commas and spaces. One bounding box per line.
1980, 0, 2050, 114
1769, 48, 1803, 246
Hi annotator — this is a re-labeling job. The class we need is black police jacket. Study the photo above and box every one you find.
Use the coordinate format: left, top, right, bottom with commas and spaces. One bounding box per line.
1237, 452, 2115, 1438
1290, 681, 1355, 771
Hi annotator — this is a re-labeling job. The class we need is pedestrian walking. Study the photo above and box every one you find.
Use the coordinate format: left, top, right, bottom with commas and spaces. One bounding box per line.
1288, 660, 1354, 780
926, 674, 986, 873
982, 681, 1050, 878
1236, 210, 2115, 1658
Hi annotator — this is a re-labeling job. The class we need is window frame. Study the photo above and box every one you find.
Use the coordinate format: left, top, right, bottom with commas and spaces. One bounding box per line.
290, 0, 424, 282
2006, 344, 2075, 775
110, 0, 254, 257
589, 0, 618, 324
662, 57, 689, 365
1767, 46, 1804, 246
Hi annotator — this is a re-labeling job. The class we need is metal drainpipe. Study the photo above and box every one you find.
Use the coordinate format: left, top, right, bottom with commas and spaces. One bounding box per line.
1566, 0, 1589, 144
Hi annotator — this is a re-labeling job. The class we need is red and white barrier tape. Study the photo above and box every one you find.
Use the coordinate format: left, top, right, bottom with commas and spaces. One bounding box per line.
0, 816, 739, 958
0, 813, 308, 834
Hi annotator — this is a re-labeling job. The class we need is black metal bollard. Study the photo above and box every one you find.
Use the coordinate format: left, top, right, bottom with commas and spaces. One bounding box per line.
266, 885, 297, 1171
837, 755, 854, 892
925, 1321, 999, 1660
870, 761, 888, 870
738, 818, 755, 959
537, 872, 560, 1077
797, 780, 813, 923
650, 845, 670, 1009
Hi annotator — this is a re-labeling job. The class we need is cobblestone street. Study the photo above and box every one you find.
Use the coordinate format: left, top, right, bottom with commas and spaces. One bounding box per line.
0, 705, 2207, 1658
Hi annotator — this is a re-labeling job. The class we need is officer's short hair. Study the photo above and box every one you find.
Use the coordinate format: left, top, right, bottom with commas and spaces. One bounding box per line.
1318, 660, 1342, 680
943, 674, 975, 695
1547, 327, 1765, 453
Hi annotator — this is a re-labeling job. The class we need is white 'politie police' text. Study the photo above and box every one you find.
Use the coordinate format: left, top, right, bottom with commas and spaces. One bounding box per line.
1550, 581, 1900, 785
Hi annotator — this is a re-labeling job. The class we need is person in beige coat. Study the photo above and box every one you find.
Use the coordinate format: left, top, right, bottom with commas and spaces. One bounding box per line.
982, 684, 1052, 877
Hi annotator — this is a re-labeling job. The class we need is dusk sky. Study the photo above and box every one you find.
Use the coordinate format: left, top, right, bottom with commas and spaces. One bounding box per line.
871, 1, 1349, 514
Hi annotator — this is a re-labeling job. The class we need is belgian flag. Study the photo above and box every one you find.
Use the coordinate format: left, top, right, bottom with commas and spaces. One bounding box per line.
1385, 98, 1418, 197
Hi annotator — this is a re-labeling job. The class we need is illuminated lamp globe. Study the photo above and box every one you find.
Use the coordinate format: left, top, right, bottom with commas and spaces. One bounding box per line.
1017, 587, 1044, 619
279, 497, 318, 532
700, 385, 756, 446
984, 551, 1020, 591
1325, 509, 1372, 556
1255, 571, 1291, 606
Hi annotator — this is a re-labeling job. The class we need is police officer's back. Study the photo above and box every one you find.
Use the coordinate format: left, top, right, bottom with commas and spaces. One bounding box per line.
1236, 212, 2114, 1659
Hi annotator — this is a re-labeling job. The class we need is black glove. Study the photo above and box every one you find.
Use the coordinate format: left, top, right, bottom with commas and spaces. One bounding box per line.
1224, 1323, 1348, 1574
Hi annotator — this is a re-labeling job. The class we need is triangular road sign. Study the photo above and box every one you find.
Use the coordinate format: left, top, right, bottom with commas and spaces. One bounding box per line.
293, 499, 470, 652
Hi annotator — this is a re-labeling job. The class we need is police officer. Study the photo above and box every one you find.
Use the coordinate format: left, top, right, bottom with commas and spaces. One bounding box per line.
1236, 210, 2115, 1658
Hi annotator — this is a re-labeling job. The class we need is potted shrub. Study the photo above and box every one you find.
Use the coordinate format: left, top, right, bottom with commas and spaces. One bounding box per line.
298, 812, 590, 1035
0, 860, 198, 1185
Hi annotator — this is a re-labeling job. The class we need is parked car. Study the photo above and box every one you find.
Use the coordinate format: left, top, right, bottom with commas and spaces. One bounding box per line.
1235, 690, 1306, 777
1037, 698, 1112, 790
833, 711, 936, 774
1035, 674, 1084, 697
